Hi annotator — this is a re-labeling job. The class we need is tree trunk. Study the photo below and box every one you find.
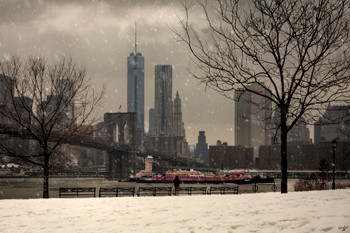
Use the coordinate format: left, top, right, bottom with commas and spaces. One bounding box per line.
43, 153, 50, 198
280, 116, 288, 193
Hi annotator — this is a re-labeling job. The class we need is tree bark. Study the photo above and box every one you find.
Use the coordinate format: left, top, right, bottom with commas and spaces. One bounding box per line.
43, 153, 49, 198
280, 114, 288, 194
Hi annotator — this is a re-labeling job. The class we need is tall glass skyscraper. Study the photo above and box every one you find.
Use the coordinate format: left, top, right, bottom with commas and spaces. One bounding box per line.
234, 83, 272, 157
154, 65, 173, 136
127, 25, 144, 147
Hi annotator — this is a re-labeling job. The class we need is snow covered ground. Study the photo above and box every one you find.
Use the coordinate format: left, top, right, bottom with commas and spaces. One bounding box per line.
0, 190, 349, 233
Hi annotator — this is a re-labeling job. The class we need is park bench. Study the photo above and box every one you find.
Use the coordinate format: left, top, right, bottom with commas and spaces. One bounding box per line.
208, 186, 239, 195
174, 186, 208, 195
137, 186, 172, 197
99, 187, 135, 197
173, 187, 192, 195
59, 187, 96, 198
192, 186, 208, 195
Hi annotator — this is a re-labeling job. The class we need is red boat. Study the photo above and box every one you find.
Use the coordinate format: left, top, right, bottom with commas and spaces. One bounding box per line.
133, 170, 267, 184
130, 156, 274, 184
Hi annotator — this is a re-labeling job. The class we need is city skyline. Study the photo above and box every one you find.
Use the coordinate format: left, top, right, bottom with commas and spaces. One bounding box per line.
0, 0, 235, 146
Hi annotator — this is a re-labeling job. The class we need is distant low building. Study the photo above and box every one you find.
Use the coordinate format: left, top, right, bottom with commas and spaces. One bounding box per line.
209, 142, 254, 169
258, 141, 350, 170
146, 135, 189, 158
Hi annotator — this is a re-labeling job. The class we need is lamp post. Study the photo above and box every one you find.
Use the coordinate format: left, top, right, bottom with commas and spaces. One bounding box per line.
331, 139, 337, 190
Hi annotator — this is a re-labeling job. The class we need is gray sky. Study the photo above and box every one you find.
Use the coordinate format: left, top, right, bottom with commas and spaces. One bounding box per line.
0, 0, 235, 146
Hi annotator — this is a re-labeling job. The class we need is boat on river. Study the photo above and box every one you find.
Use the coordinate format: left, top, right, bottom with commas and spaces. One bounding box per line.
132, 169, 274, 184
128, 156, 274, 184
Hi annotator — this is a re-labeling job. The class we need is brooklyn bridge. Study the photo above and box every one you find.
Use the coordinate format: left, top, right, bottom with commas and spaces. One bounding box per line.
0, 112, 205, 179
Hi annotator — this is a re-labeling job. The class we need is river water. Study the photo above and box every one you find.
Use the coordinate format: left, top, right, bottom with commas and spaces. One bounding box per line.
2, 177, 349, 199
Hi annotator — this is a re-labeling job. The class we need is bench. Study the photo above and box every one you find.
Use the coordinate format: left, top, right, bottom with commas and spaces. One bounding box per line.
208, 186, 239, 195
59, 187, 96, 198
137, 187, 172, 197
174, 186, 208, 195
192, 187, 208, 195
99, 187, 135, 197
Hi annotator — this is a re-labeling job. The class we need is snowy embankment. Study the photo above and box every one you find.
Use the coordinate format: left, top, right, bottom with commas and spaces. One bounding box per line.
0, 190, 349, 233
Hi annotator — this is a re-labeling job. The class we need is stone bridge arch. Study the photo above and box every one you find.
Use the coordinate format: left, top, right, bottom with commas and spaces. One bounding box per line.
103, 112, 138, 179
104, 112, 136, 147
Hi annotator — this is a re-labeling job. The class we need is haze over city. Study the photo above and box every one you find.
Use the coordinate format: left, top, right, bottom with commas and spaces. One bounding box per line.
0, 0, 236, 146
1, 1, 350, 232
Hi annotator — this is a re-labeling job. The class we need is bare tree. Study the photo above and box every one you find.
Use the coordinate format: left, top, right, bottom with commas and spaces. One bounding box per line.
173, 0, 350, 193
0, 56, 104, 198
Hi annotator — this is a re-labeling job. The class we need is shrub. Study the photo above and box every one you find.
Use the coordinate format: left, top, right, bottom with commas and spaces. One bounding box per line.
294, 179, 350, 191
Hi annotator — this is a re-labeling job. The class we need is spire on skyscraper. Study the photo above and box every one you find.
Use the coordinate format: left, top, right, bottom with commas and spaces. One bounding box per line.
175, 90, 180, 101
134, 22, 137, 55
127, 22, 144, 148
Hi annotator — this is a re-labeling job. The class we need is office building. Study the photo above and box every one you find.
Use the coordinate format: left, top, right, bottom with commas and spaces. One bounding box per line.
314, 105, 350, 142
0, 74, 13, 105
194, 131, 209, 164
147, 67, 190, 158
148, 108, 155, 135
154, 65, 173, 136
173, 91, 183, 137
127, 25, 145, 147
234, 83, 272, 157
287, 117, 311, 143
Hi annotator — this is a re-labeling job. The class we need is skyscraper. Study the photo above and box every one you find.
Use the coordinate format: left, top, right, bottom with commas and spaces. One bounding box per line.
127, 24, 144, 147
314, 105, 350, 142
234, 88, 251, 147
154, 65, 173, 136
0, 74, 13, 103
148, 108, 155, 135
173, 91, 182, 137
234, 83, 272, 157
194, 131, 209, 164
147, 66, 190, 158
287, 116, 311, 143
0, 74, 13, 125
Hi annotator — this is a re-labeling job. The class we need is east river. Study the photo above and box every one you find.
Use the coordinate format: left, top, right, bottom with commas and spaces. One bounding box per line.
1, 177, 349, 199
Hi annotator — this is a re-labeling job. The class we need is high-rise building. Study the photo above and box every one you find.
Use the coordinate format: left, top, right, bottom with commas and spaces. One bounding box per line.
234, 83, 272, 157
234, 88, 251, 147
271, 112, 311, 144
127, 24, 144, 147
14, 96, 33, 123
154, 65, 173, 136
287, 117, 311, 143
194, 131, 209, 164
314, 105, 350, 142
314, 117, 322, 142
147, 67, 190, 158
0, 74, 13, 105
0, 74, 14, 125
55, 78, 75, 121
173, 91, 182, 137
37, 94, 74, 124
148, 108, 155, 135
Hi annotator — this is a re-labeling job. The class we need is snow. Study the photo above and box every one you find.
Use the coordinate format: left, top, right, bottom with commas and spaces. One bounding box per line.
0, 190, 349, 233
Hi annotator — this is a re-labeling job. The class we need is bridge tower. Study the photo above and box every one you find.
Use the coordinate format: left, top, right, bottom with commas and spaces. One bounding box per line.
104, 112, 138, 179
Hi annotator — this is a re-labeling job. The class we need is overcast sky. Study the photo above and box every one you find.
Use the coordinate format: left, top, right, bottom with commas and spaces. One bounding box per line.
0, 0, 236, 146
